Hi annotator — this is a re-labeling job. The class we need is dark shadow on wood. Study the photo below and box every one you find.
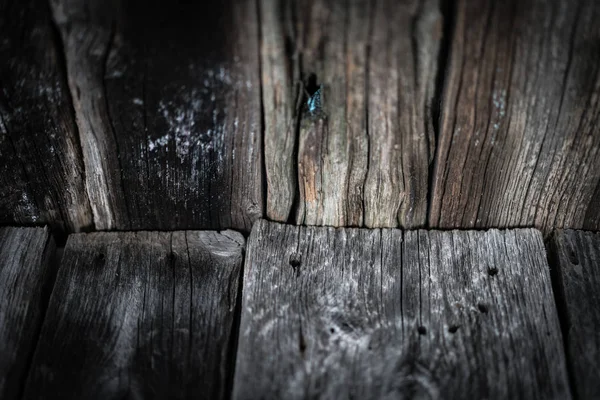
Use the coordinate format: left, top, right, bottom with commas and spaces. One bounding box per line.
545, 233, 578, 399
427, 0, 455, 227
16, 238, 60, 400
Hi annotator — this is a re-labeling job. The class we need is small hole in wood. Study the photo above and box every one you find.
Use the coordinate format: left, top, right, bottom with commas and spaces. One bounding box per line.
299, 330, 307, 354
167, 252, 176, 262
417, 326, 427, 335
488, 267, 498, 276
567, 249, 579, 265
448, 325, 460, 334
477, 303, 488, 314
289, 253, 301, 273
329, 328, 335, 334
96, 253, 105, 262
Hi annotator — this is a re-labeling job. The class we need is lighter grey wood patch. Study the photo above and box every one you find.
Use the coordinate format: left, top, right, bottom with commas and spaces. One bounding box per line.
234, 220, 570, 399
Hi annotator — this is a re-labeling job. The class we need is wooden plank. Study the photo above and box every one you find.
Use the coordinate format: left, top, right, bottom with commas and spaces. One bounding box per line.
548, 230, 600, 399
261, 0, 441, 227
50, 0, 262, 231
430, 0, 600, 234
234, 220, 570, 399
24, 230, 244, 399
0, 227, 56, 400
0, 0, 93, 231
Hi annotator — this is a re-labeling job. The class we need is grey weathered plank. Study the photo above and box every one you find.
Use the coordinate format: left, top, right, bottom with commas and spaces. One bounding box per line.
234, 220, 570, 399
0, 0, 93, 232
261, 0, 441, 228
548, 230, 600, 399
50, 0, 262, 231
24, 230, 244, 400
430, 0, 600, 234
260, 0, 300, 223
0, 227, 55, 400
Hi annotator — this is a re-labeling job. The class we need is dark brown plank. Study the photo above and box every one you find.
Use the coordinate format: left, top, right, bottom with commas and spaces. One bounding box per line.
0, 227, 55, 400
24, 230, 244, 400
261, 0, 441, 227
0, 0, 92, 232
549, 230, 600, 399
430, 0, 600, 234
234, 220, 570, 399
50, 0, 262, 231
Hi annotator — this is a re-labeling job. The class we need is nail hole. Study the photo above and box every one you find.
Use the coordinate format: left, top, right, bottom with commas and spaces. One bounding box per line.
477, 303, 488, 314
329, 327, 335, 334
488, 267, 498, 276
96, 253, 105, 262
567, 249, 579, 265
289, 253, 301, 276
417, 326, 427, 335
448, 325, 460, 334
299, 332, 306, 354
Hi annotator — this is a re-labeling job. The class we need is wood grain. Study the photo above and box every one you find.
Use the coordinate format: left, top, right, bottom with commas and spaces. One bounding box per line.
261, 0, 441, 227
0, 0, 92, 232
0, 227, 55, 400
50, 0, 263, 231
234, 220, 570, 399
548, 230, 600, 399
430, 0, 600, 234
24, 230, 244, 400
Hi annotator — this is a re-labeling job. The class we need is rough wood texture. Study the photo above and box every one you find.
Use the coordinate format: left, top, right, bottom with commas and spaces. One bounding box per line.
234, 220, 570, 399
261, 0, 441, 227
430, 0, 600, 234
50, 0, 262, 231
549, 230, 600, 399
260, 0, 299, 222
0, 227, 55, 400
0, 0, 92, 232
24, 230, 244, 400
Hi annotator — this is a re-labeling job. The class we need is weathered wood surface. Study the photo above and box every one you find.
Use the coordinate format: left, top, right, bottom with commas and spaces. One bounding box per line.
50, 0, 262, 231
234, 220, 570, 399
261, 0, 441, 228
549, 230, 600, 399
0, 0, 92, 231
0, 227, 55, 400
430, 0, 600, 233
24, 230, 244, 400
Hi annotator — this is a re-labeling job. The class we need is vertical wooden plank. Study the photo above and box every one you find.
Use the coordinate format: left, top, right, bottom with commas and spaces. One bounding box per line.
50, 0, 262, 231
0, 0, 93, 231
430, 0, 600, 233
24, 230, 244, 399
549, 230, 600, 399
0, 227, 55, 400
234, 220, 570, 399
363, 0, 440, 228
261, 0, 441, 227
260, 0, 299, 222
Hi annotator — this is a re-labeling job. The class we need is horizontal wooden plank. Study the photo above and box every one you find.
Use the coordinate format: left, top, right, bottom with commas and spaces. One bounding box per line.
548, 230, 600, 399
234, 220, 571, 399
0, 0, 92, 231
430, 0, 600, 234
261, 0, 441, 227
50, 0, 263, 231
24, 230, 244, 399
0, 227, 55, 400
